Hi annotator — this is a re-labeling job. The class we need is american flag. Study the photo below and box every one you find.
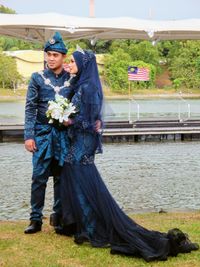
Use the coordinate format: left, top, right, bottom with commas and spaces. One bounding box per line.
128, 66, 150, 81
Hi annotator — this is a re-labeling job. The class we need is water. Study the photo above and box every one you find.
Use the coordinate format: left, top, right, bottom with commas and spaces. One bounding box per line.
1, 98, 200, 123
0, 101, 25, 124
104, 99, 200, 121
1, 141, 200, 220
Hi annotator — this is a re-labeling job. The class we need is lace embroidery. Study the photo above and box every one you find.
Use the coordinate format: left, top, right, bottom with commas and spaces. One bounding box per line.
65, 152, 94, 165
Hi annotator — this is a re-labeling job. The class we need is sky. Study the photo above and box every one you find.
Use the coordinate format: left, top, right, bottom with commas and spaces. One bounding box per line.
1, 0, 200, 20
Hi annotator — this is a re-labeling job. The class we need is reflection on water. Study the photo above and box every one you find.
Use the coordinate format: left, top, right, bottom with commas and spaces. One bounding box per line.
0, 142, 200, 220
0, 99, 200, 123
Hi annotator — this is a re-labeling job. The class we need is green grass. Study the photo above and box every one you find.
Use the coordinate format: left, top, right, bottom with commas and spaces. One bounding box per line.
0, 88, 27, 96
101, 87, 200, 99
0, 88, 200, 102
0, 88, 27, 102
1, 212, 200, 267
1, 87, 200, 102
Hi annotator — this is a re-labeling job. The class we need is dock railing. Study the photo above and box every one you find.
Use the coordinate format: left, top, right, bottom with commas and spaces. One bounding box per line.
128, 98, 140, 123
178, 92, 191, 122
128, 94, 191, 123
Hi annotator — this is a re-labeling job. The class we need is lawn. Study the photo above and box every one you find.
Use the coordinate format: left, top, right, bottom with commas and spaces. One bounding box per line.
0, 88, 27, 102
1, 212, 200, 267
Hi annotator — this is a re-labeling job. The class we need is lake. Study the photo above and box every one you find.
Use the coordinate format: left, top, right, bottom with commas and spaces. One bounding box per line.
1, 141, 200, 220
0, 98, 200, 123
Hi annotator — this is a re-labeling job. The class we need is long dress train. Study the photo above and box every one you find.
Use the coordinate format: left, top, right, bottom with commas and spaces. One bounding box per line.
59, 81, 198, 262
61, 159, 173, 262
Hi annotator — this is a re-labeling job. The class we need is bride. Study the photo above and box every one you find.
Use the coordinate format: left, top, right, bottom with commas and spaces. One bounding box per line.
59, 47, 198, 262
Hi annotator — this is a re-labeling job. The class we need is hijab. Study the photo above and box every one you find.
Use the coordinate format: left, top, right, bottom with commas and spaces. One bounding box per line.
72, 49, 103, 105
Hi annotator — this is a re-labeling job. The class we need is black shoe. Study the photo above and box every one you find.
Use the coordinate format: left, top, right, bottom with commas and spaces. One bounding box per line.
55, 223, 77, 236
24, 221, 42, 234
50, 213, 61, 227
74, 233, 89, 244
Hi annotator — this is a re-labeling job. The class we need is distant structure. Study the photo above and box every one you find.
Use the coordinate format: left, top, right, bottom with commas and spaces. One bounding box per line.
4, 50, 43, 78
89, 0, 95, 17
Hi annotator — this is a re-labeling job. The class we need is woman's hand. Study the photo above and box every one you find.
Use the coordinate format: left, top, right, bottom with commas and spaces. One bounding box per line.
63, 118, 73, 127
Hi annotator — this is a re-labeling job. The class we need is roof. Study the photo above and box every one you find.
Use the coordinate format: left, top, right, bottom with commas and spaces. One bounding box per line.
1, 13, 200, 42
4, 50, 43, 63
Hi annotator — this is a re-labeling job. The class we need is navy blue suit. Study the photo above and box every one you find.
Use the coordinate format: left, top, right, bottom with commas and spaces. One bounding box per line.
24, 68, 73, 222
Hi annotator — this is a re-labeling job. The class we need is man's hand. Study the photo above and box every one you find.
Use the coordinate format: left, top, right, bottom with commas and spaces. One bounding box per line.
25, 139, 37, 153
95, 120, 102, 132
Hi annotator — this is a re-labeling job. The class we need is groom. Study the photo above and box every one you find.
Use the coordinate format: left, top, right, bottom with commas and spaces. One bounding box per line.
24, 32, 73, 234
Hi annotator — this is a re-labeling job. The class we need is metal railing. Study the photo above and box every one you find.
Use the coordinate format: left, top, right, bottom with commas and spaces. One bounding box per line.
128, 93, 191, 123
128, 98, 140, 123
178, 92, 191, 122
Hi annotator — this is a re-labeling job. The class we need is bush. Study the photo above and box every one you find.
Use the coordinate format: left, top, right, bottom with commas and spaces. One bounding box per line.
104, 49, 156, 93
0, 53, 22, 89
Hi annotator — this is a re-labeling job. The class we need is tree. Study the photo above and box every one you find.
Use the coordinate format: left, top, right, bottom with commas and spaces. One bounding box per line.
0, 4, 16, 14
0, 5, 42, 51
104, 48, 156, 93
169, 41, 200, 88
0, 53, 22, 89
128, 41, 160, 69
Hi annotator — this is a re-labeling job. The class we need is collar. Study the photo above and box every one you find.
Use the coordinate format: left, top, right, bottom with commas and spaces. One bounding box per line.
46, 68, 66, 78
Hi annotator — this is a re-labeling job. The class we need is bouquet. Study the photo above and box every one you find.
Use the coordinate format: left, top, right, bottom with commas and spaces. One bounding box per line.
46, 94, 77, 127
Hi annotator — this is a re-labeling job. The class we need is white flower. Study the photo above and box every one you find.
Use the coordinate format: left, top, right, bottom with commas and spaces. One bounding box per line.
68, 102, 76, 114
48, 101, 61, 112
63, 103, 76, 121
51, 106, 63, 120
59, 115, 64, 123
55, 94, 61, 102
46, 94, 77, 125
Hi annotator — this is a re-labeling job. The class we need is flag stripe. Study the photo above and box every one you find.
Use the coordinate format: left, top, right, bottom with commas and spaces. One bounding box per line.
128, 67, 150, 81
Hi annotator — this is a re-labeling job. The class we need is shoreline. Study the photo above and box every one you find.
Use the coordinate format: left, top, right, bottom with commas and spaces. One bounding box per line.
105, 94, 200, 100
1, 209, 199, 222
1, 93, 200, 102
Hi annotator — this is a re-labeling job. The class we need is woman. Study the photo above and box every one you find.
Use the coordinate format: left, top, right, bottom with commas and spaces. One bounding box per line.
60, 48, 198, 262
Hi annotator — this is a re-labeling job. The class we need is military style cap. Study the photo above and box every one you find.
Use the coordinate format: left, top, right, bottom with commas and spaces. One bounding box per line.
44, 32, 67, 54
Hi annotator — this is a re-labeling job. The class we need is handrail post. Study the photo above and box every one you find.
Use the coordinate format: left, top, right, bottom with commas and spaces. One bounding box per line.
128, 98, 140, 123
178, 103, 181, 121
128, 99, 132, 123
137, 103, 140, 120
188, 103, 191, 119
178, 92, 190, 121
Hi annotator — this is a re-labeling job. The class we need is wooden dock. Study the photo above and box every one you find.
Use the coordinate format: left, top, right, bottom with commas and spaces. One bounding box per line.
0, 120, 200, 142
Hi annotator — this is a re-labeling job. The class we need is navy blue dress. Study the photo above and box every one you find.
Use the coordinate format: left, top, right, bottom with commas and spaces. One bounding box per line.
60, 84, 179, 262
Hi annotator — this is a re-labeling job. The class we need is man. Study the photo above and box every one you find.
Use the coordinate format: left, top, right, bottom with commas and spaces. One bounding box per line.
24, 32, 73, 234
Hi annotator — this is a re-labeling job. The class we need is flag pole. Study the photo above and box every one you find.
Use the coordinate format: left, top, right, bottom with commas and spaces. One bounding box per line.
128, 80, 131, 123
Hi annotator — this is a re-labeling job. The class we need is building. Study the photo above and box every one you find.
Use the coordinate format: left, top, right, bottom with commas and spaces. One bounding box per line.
4, 50, 105, 80
4, 50, 44, 79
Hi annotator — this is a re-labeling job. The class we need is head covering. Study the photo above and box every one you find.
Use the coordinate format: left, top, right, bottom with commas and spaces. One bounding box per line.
72, 49, 103, 102
44, 32, 67, 54
72, 49, 104, 154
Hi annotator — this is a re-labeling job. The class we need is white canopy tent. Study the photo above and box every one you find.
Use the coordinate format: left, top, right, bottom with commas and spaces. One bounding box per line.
1, 13, 200, 43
